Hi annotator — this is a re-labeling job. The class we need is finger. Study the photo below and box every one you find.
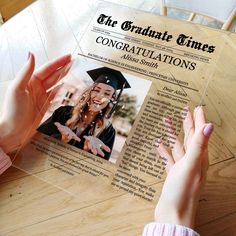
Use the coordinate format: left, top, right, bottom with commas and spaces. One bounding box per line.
83, 136, 92, 149
201, 148, 209, 182
100, 143, 111, 153
186, 123, 214, 164
54, 122, 60, 127
56, 125, 67, 135
61, 134, 70, 143
46, 84, 63, 103
56, 126, 63, 133
67, 133, 73, 141
156, 140, 175, 173
163, 117, 175, 147
40, 84, 63, 115
182, 107, 195, 149
163, 117, 184, 162
72, 135, 81, 142
194, 106, 206, 131
91, 147, 98, 156
13, 53, 35, 90
42, 61, 72, 90
54, 122, 63, 130
86, 139, 93, 151
97, 148, 105, 157
171, 136, 185, 162
34, 54, 71, 80
54, 123, 63, 132
84, 142, 88, 151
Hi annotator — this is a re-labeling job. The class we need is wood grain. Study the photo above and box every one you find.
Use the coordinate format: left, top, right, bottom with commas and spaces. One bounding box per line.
196, 212, 236, 236
0, 0, 34, 21
0, 158, 235, 235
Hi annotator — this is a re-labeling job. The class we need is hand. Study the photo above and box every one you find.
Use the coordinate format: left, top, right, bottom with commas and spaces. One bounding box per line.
83, 135, 111, 157
155, 106, 214, 228
54, 122, 80, 143
0, 53, 72, 153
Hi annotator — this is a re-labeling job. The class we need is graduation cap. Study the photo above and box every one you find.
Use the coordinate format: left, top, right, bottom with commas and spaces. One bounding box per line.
87, 67, 131, 118
87, 67, 131, 90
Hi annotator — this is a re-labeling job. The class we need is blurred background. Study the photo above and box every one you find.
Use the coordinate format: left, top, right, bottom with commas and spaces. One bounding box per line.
1, 0, 235, 28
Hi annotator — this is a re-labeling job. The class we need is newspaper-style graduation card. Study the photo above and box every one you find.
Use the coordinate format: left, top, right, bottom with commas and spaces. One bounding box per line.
12, 1, 234, 205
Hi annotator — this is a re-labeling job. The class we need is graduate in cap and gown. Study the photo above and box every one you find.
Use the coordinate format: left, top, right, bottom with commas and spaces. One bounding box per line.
38, 67, 131, 160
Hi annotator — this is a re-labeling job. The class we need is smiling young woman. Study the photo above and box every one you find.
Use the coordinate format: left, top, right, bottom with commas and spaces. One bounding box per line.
38, 67, 131, 160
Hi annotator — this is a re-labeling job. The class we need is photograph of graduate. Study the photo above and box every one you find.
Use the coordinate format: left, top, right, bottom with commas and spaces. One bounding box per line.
38, 59, 151, 163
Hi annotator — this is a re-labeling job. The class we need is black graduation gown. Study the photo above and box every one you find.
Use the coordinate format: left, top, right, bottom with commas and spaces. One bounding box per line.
37, 106, 116, 160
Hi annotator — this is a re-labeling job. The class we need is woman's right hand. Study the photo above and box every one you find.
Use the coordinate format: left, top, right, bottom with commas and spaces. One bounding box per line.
54, 122, 80, 143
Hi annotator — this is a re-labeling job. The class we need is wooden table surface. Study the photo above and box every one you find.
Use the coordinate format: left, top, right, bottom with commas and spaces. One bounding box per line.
0, 1, 236, 235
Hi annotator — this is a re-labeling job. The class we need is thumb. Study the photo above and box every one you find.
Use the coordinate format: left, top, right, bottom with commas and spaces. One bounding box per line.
13, 52, 35, 91
54, 122, 61, 128
73, 135, 81, 142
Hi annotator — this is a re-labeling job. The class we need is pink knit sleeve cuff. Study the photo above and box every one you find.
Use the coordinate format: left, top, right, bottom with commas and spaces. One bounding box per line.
143, 222, 200, 236
0, 147, 12, 175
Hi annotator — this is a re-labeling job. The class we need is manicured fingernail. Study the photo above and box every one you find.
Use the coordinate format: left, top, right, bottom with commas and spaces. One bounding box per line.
181, 106, 189, 118
27, 52, 32, 60
64, 61, 72, 73
155, 139, 161, 148
65, 53, 72, 59
203, 123, 214, 137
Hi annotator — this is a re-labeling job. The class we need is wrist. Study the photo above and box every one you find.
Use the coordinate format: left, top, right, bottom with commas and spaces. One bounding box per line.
0, 147, 12, 174
0, 118, 13, 173
155, 209, 196, 229
155, 198, 198, 229
0, 119, 15, 154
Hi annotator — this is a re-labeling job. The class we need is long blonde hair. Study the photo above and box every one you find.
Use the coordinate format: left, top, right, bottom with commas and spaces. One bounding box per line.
66, 83, 116, 136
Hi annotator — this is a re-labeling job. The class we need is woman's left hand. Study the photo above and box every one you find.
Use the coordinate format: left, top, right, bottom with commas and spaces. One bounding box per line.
155, 106, 213, 228
0, 53, 72, 153
54, 122, 81, 143
83, 136, 111, 157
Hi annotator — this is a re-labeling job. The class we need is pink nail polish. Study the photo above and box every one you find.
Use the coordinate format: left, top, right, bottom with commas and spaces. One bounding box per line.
27, 52, 32, 60
203, 123, 214, 137
155, 138, 161, 148
181, 106, 189, 118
